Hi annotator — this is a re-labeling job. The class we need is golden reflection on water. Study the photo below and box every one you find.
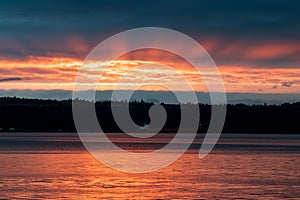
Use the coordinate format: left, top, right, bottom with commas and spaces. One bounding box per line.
0, 150, 299, 199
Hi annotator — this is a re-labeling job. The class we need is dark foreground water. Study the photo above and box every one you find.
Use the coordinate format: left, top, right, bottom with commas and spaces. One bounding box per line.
0, 133, 299, 199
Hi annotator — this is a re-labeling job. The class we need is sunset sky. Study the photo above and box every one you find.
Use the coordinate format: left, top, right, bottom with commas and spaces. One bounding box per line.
1, 0, 300, 94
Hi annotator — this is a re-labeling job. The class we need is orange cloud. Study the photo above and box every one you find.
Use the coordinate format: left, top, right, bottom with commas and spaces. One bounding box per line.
1, 46, 300, 93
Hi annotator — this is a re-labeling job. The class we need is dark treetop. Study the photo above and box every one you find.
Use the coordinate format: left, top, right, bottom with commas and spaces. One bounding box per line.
0, 97, 299, 134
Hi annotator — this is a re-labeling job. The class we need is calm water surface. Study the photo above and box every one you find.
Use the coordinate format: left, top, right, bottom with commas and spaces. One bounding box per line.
0, 133, 299, 199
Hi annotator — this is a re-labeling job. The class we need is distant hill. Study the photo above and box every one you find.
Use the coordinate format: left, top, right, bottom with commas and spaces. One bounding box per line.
1, 89, 300, 105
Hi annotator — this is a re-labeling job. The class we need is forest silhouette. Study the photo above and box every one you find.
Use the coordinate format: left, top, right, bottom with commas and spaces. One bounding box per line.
0, 97, 299, 134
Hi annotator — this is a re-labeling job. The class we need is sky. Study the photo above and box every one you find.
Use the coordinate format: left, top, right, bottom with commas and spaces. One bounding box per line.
0, 0, 300, 95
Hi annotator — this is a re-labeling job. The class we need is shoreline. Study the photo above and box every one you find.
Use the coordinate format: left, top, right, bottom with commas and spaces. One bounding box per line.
1, 133, 299, 153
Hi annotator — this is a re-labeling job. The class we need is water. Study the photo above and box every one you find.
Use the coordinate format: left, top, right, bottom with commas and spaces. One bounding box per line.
0, 133, 299, 199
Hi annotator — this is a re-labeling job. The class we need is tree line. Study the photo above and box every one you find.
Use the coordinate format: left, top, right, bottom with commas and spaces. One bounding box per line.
0, 97, 299, 134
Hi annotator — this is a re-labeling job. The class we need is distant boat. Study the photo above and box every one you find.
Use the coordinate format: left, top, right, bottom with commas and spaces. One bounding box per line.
140, 123, 150, 130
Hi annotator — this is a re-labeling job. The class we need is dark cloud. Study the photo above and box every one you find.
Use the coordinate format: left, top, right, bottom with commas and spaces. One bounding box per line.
282, 81, 294, 87
0, 0, 300, 68
0, 77, 22, 82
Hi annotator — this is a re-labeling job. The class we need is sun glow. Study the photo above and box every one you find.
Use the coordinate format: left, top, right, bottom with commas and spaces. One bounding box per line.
1, 49, 300, 93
